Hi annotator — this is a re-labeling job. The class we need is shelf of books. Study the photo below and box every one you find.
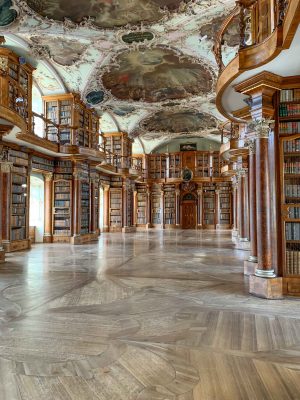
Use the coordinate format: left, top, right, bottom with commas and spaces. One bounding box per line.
136, 185, 147, 226
203, 183, 216, 228
212, 153, 220, 177
148, 155, 166, 179
279, 87, 300, 294
151, 185, 162, 226
31, 155, 54, 173
80, 181, 90, 235
169, 154, 181, 178
52, 160, 73, 242
44, 97, 72, 144
7, 149, 30, 252
126, 188, 133, 228
216, 182, 232, 228
164, 184, 176, 227
196, 152, 209, 177
109, 189, 123, 232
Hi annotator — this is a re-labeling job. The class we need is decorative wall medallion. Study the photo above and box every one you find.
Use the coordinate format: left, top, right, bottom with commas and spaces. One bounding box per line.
0, 0, 17, 26
122, 31, 154, 44
101, 48, 214, 102
180, 143, 197, 151
86, 90, 105, 105
181, 167, 193, 182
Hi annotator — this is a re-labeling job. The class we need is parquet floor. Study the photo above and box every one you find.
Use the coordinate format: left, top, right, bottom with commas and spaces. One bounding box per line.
0, 230, 300, 399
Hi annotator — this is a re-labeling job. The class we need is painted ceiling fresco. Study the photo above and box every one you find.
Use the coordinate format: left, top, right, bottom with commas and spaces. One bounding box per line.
26, 0, 191, 29
102, 48, 213, 102
139, 110, 217, 136
0, 0, 237, 153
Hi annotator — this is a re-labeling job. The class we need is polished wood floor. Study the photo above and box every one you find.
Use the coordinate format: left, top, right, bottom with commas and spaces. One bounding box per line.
0, 230, 300, 399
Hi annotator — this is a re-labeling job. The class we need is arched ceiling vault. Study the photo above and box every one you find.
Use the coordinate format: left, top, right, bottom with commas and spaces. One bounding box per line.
0, 0, 238, 152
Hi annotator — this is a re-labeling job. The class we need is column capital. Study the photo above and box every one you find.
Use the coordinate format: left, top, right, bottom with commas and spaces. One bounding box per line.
103, 184, 110, 192
244, 138, 256, 155
44, 173, 53, 182
237, 167, 248, 177
197, 188, 203, 195
0, 161, 12, 173
248, 119, 275, 139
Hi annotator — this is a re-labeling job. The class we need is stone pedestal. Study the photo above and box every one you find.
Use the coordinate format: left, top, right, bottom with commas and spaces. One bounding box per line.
249, 275, 283, 299
235, 238, 250, 250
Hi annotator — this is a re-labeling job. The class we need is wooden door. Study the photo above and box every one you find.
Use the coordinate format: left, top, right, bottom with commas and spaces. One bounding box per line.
182, 201, 196, 229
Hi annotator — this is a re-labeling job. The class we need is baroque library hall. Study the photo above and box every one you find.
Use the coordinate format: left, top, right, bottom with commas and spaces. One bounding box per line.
0, 1, 300, 399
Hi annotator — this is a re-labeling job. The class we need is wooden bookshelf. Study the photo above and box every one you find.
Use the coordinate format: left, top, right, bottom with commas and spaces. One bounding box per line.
168, 153, 182, 178
164, 184, 176, 227
151, 184, 162, 226
43, 94, 99, 148
103, 132, 133, 169
216, 182, 232, 228
0, 48, 34, 131
52, 160, 73, 242
6, 149, 30, 252
203, 183, 216, 228
136, 185, 147, 226
31, 155, 54, 172
109, 188, 122, 232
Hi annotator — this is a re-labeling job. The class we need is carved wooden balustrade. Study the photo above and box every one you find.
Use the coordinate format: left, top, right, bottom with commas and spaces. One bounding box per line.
214, 0, 289, 72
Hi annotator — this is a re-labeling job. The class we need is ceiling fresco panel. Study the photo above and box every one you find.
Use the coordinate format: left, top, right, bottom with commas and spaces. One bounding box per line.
101, 48, 214, 103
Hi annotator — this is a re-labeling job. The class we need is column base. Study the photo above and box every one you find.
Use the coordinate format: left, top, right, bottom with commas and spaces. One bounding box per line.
122, 226, 137, 233
249, 275, 283, 299
244, 260, 257, 276
0, 248, 5, 263
43, 235, 53, 244
235, 238, 251, 251
232, 229, 239, 237
102, 226, 109, 233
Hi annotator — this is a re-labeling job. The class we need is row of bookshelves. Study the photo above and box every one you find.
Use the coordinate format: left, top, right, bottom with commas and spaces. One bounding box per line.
286, 222, 300, 241
283, 139, 300, 153
284, 158, 300, 174
279, 103, 300, 117
279, 122, 300, 135
280, 89, 300, 102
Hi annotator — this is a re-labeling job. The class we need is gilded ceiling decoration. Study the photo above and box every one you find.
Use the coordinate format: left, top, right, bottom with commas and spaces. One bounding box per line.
136, 109, 218, 140
101, 48, 214, 102
25, 0, 191, 29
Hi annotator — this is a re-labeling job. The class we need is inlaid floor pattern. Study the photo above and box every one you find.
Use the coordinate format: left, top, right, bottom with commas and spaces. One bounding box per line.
0, 230, 300, 399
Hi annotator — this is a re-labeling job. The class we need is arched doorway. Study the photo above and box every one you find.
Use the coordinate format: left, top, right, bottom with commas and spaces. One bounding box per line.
29, 174, 45, 243
181, 193, 197, 229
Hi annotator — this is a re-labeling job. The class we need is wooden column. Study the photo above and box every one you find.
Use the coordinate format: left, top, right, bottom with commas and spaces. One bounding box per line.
160, 185, 164, 228
43, 173, 53, 243
71, 171, 81, 244
0, 161, 8, 262
232, 179, 238, 236
197, 187, 203, 228
249, 120, 283, 299
254, 124, 274, 277
237, 169, 249, 241
2, 162, 12, 250
133, 189, 137, 226
248, 140, 258, 262
146, 185, 151, 228
90, 179, 97, 234
122, 180, 128, 231
215, 189, 220, 228
175, 186, 181, 228
103, 185, 110, 232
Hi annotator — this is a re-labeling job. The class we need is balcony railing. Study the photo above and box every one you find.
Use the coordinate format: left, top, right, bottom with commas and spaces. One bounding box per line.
214, 0, 290, 72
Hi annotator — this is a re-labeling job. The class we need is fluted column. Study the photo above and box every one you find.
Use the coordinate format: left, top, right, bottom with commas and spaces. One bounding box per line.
160, 185, 164, 228
103, 185, 110, 232
43, 173, 53, 243
122, 180, 128, 230
197, 188, 203, 228
90, 179, 97, 235
0, 161, 10, 261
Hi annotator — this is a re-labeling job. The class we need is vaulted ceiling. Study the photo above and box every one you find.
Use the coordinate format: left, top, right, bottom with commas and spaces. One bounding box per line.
0, 0, 238, 153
